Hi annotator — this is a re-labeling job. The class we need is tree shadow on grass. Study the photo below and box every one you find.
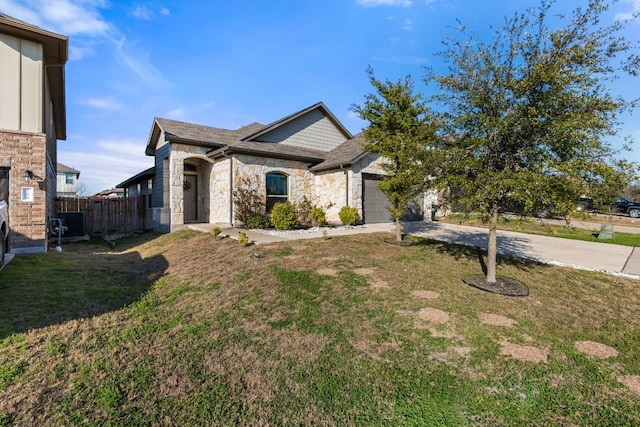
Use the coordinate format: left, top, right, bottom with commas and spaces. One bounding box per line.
0, 234, 168, 339
405, 221, 548, 273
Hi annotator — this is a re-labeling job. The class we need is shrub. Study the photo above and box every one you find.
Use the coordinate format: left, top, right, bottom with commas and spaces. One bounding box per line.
210, 226, 222, 240
296, 196, 314, 227
310, 207, 327, 227
271, 202, 298, 230
246, 214, 271, 229
237, 231, 249, 246
338, 206, 360, 226
233, 176, 265, 224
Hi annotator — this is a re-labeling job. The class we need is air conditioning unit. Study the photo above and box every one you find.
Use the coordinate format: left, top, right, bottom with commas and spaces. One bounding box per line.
58, 212, 87, 237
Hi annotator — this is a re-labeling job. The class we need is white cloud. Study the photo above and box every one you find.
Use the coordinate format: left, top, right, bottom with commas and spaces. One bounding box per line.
113, 36, 169, 89
166, 108, 186, 119
80, 96, 124, 111
131, 5, 154, 20
615, 0, 640, 22
160, 7, 170, 16
59, 138, 152, 195
356, 0, 412, 7
403, 19, 413, 30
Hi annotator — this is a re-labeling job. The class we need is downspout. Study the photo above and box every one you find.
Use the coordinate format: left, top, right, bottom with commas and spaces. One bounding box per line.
339, 164, 348, 206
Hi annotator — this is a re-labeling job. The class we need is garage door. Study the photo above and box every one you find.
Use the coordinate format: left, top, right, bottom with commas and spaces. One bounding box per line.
362, 174, 423, 224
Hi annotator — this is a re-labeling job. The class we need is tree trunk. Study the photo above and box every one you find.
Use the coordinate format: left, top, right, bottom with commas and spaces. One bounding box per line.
486, 204, 499, 284
395, 217, 403, 242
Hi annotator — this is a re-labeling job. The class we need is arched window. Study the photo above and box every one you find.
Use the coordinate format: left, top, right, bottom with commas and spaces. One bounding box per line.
266, 172, 288, 212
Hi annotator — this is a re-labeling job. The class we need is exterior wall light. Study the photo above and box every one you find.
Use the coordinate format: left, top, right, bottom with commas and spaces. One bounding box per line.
24, 170, 34, 182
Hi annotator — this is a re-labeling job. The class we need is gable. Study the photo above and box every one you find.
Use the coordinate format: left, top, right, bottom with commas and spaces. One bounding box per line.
251, 109, 347, 152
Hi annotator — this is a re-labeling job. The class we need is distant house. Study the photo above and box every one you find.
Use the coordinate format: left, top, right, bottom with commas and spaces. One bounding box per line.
56, 163, 80, 196
91, 188, 125, 199
116, 167, 155, 230
0, 14, 68, 253
123, 102, 434, 233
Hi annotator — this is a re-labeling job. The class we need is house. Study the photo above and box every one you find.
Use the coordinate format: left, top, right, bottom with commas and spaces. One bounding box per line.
116, 166, 155, 230
0, 14, 68, 253
90, 188, 125, 199
56, 163, 80, 196
133, 102, 434, 233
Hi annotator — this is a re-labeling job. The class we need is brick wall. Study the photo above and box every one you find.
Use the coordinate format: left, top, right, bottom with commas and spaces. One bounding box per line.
0, 129, 48, 253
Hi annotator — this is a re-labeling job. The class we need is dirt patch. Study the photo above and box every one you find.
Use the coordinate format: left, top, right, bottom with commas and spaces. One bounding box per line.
412, 290, 440, 299
354, 267, 376, 276
499, 340, 548, 363
316, 268, 338, 276
574, 341, 619, 359
619, 375, 640, 397
478, 313, 516, 328
370, 280, 390, 289
416, 308, 450, 324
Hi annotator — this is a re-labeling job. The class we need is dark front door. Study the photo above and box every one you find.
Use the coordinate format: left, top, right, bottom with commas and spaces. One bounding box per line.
184, 174, 198, 222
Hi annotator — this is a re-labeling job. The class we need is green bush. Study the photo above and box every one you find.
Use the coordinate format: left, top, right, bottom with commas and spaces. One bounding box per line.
271, 202, 298, 230
246, 214, 271, 229
338, 206, 360, 226
310, 207, 327, 227
210, 226, 222, 240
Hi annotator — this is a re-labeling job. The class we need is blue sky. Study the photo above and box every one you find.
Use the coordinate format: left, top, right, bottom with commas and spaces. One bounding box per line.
1, 0, 639, 195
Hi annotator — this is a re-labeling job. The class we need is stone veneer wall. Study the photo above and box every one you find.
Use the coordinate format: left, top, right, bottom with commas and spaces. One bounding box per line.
314, 170, 347, 223
168, 143, 214, 230
232, 154, 314, 225
0, 129, 48, 253
209, 157, 232, 224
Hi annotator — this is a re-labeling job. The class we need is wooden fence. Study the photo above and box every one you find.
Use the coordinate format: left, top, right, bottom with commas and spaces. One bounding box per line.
54, 196, 148, 236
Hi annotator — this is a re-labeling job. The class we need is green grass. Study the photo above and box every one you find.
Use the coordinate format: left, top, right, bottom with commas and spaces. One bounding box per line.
442, 213, 640, 246
0, 231, 638, 425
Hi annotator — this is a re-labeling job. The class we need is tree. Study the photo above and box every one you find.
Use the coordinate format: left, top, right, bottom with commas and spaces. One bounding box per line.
351, 68, 440, 242
427, 0, 638, 284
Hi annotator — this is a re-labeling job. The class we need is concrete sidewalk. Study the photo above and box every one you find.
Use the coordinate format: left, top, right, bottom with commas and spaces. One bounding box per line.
188, 221, 640, 278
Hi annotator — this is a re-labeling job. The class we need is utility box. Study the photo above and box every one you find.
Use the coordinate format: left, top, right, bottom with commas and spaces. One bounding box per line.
58, 212, 87, 238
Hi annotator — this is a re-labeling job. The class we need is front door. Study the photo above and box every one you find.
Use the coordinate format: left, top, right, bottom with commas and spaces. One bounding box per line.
184, 174, 198, 222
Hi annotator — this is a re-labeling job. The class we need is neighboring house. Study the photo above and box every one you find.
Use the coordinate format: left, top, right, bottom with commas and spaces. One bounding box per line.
56, 163, 80, 196
0, 14, 68, 253
116, 167, 155, 230
130, 102, 435, 233
91, 188, 125, 199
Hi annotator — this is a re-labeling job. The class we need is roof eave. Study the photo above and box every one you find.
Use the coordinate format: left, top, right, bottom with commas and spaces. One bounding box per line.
208, 146, 325, 164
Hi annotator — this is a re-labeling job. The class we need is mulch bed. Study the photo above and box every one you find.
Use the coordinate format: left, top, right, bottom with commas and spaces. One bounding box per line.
463, 275, 530, 297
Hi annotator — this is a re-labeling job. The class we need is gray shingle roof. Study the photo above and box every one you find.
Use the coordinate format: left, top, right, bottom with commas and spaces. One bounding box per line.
310, 133, 368, 172
146, 104, 368, 171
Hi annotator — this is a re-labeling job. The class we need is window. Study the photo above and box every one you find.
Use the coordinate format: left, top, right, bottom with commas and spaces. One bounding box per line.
266, 172, 288, 212
65, 173, 74, 184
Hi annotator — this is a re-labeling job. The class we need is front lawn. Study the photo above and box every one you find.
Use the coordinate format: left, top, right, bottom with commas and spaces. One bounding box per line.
0, 231, 638, 425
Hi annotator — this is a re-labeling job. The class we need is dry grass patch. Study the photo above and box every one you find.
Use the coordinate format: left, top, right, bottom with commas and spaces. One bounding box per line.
412, 290, 440, 299
478, 313, 516, 327
499, 339, 549, 363
574, 341, 619, 359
